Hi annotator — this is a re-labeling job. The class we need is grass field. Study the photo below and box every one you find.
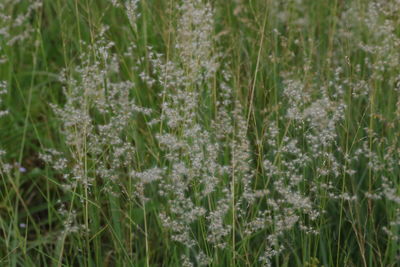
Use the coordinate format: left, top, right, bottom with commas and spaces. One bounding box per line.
0, 0, 399, 266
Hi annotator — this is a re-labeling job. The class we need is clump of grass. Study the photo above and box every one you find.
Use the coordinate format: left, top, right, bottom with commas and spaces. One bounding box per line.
0, 0, 399, 266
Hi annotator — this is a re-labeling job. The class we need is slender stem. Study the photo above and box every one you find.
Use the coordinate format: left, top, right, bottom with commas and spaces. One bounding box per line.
231, 141, 236, 267
143, 201, 150, 267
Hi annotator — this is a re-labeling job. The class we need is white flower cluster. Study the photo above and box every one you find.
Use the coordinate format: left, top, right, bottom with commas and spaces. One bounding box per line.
0, 81, 7, 118
0, 0, 42, 46
41, 28, 153, 237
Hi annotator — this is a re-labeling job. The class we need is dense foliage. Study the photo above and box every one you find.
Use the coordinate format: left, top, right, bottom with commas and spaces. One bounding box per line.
0, 0, 399, 266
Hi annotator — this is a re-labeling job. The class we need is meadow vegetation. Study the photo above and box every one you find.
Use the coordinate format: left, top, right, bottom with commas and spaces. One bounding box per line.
0, 0, 399, 266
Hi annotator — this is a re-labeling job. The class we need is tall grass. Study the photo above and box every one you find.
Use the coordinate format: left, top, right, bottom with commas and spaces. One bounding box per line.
0, 0, 399, 266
